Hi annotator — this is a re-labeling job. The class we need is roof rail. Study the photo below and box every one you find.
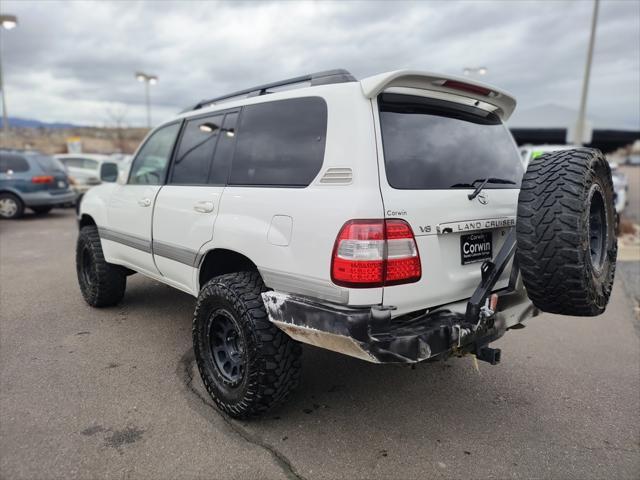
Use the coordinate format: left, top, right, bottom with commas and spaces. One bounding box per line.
184, 69, 356, 112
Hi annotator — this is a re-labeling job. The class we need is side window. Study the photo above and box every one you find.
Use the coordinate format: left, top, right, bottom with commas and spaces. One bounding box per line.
129, 123, 181, 185
0, 155, 30, 173
209, 112, 238, 185
170, 114, 223, 185
229, 97, 327, 187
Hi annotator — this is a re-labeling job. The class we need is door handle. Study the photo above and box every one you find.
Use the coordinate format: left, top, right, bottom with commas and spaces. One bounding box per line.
193, 201, 214, 213
138, 198, 152, 207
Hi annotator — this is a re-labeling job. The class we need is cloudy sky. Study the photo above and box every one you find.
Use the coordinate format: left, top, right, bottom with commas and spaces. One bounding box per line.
2, 0, 639, 129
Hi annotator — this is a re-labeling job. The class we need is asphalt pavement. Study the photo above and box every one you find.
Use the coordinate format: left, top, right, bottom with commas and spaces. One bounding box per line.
1, 209, 638, 480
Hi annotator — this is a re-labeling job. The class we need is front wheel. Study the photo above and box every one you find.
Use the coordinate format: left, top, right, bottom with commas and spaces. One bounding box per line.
193, 272, 302, 419
76, 226, 126, 307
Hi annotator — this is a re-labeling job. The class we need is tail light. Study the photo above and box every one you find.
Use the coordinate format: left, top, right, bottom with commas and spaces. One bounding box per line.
442, 79, 492, 97
331, 219, 421, 288
31, 175, 54, 184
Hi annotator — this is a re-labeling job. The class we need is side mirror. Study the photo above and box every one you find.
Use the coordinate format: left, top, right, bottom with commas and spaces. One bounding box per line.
100, 162, 119, 183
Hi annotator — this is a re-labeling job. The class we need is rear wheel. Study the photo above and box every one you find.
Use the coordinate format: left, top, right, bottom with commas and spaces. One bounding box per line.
516, 148, 617, 316
32, 206, 53, 215
0, 193, 24, 219
193, 272, 302, 419
76, 226, 126, 307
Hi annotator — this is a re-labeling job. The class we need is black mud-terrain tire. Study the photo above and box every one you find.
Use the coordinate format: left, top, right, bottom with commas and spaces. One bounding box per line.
76, 225, 126, 307
193, 272, 302, 419
516, 148, 617, 316
0, 192, 24, 219
32, 206, 53, 215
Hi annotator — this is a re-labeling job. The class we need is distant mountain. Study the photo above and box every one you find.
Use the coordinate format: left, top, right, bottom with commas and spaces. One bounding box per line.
0, 117, 79, 129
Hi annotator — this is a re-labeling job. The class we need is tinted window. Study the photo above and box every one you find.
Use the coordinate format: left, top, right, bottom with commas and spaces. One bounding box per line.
171, 114, 223, 185
0, 154, 30, 173
129, 123, 181, 185
379, 94, 523, 190
230, 97, 327, 186
210, 112, 238, 185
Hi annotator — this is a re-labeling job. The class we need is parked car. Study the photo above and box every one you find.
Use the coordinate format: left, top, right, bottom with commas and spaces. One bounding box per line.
0, 149, 76, 219
610, 165, 629, 214
54, 154, 120, 204
76, 69, 617, 418
625, 153, 640, 165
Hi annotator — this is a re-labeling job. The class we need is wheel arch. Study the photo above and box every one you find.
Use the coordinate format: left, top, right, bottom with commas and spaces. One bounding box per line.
78, 213, 97, 229
0, 188, 24, 199
198, 248, 260, 290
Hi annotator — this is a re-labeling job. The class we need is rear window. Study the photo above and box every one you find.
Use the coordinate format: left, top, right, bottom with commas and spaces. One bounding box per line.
0, 154, 30, 173
35, 155, 66, 173
379, 94, 523, 190
229, 97, 327, 187
60, 157, 99, 170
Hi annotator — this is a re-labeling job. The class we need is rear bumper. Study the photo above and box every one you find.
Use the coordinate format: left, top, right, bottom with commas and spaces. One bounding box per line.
21, 190, 77, 207
263, 287, 538, 364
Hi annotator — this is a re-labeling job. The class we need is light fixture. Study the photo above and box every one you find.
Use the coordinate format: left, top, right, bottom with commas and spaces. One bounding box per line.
463, 66, 488, 76
0, 14, 17, 30
199, 123, 218, 133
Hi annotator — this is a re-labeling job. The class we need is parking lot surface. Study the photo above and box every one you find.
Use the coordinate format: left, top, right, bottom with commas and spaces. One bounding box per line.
1, 209, 639, 480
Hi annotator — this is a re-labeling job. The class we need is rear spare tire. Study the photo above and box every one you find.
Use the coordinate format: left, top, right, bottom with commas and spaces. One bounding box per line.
516, 148, 616, 316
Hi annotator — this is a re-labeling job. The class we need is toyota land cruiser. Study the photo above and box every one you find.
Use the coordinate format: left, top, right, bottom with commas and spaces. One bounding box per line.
76, 69, 617, 418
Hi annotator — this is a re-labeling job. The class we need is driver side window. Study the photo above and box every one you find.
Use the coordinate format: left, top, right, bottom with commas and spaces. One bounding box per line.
128, 123, 181, 185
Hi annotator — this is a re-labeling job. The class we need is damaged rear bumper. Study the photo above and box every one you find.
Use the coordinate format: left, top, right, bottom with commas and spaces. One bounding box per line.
263, 229, 538, 364
262, 288, 537, 364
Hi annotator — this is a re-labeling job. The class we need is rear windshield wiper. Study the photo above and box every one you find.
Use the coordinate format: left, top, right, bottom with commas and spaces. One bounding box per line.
458, 177, 516, 200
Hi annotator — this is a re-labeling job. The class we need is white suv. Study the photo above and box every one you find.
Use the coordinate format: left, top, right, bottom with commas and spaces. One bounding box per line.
76, 69, 617, 418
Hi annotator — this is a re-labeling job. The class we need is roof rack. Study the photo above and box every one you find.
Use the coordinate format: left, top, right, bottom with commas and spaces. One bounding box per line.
184, 69, 356, 112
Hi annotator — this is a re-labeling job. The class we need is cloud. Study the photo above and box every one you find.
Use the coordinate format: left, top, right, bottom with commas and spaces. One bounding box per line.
1, 0, 638, 129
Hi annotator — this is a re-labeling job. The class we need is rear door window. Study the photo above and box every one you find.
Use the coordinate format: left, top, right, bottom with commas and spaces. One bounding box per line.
0, 155, 30, 173
378, 93, 523, 190
35, 155, 66, 173
229, 97, 327, 187
170, 114, 224, 185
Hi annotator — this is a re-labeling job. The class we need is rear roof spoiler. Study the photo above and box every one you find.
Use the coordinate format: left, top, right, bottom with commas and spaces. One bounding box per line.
360, 70, 516, 121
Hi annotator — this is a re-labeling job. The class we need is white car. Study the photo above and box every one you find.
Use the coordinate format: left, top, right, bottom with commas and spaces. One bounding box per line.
610, 165, 629, 214
55, 154, 120, 197
76, 69, 617, 418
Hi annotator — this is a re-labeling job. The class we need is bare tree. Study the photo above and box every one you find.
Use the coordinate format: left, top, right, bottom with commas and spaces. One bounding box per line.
105, 105, 129, 153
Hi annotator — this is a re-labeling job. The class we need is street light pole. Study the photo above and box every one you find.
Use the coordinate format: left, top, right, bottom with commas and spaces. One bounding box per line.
574, 0, 599, 146
144, 80, 150, 128
0, 14, 18, 132
135, 71, 158, 129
